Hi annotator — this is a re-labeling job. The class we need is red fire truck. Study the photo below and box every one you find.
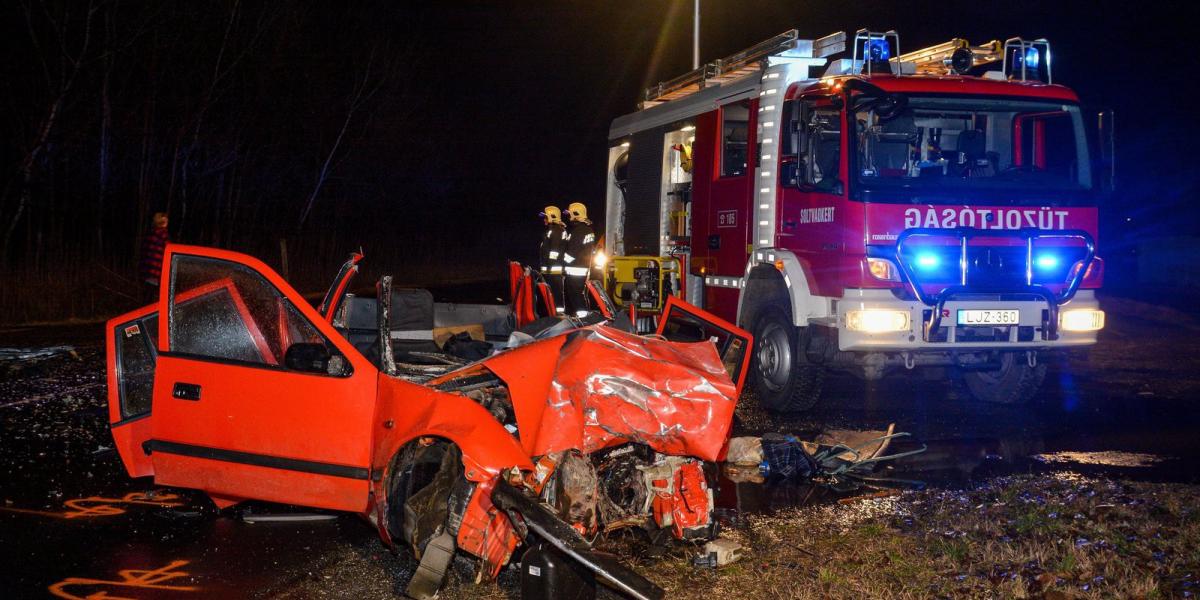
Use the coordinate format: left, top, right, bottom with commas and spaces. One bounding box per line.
603, 29, 1114, 410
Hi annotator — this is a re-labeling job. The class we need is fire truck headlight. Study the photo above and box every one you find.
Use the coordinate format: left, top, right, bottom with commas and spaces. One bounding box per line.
1060, 309, 1105, 332
594, 250, 608, 268
866, 258, 899, 281
847, 309, 910, 333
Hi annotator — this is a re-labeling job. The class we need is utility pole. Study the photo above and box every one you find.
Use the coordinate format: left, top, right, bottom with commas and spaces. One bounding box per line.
692, 0, 700, 69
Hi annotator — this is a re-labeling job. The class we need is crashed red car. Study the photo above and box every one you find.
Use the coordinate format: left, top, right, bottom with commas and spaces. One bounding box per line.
106, 244, 750, 599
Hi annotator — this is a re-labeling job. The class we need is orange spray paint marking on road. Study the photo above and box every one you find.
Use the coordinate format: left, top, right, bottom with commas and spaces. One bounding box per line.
62, 491, 185, 518
0, 490, 185, 520
48, 560, 198, 599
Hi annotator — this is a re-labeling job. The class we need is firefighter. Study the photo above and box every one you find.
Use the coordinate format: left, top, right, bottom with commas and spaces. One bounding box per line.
563, 202, 596, 316
538, 205, 567, 313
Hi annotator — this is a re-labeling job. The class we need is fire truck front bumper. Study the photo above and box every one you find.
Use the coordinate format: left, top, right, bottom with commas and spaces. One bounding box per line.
834, 289, 1103, 352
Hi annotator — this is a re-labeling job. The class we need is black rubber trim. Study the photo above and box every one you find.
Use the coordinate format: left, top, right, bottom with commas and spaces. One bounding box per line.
110, 412, 152, 428
144, 440, 370, 480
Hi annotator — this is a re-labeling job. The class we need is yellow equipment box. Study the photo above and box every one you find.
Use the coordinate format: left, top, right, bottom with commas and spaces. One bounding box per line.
604, 255, 681, 313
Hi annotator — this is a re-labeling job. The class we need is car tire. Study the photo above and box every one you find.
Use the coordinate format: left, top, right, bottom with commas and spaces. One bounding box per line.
750, 306, 823, 413
957, 353, 1046, 405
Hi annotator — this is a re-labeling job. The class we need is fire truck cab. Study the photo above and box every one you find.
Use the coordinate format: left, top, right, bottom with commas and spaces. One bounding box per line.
604, 30, 1113, 410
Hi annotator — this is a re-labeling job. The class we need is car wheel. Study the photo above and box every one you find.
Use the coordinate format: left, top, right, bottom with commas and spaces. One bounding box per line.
750, 307, 823, 412
958, 353, 1046, 405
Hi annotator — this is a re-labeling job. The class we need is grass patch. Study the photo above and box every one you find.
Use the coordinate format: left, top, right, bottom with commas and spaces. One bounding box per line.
627, 474, 1200, 599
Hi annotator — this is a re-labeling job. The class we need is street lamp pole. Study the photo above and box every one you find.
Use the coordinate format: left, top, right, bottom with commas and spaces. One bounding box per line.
692, 0, 700, 69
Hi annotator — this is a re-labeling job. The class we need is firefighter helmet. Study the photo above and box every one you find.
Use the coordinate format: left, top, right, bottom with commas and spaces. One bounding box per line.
542, 205, 562, 224
567, 202, 589, 222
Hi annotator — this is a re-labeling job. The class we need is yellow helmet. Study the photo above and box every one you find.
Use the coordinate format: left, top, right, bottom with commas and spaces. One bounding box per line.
542, 206, 562, 224
567, 202, 588, 222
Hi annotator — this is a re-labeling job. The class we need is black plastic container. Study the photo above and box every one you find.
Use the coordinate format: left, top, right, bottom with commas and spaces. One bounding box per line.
519, 543, 596, 600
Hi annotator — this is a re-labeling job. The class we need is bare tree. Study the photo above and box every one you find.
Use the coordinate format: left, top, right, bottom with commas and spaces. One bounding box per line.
3, 0, 99, 255
297, 47, 388, 229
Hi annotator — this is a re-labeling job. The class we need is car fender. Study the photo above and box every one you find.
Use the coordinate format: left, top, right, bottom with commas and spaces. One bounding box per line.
370, 374, 531, 485
367, 374, 531, 543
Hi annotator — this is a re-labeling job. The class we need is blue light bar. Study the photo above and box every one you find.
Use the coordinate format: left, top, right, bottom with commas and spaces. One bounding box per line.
1035, 254, 1058, 269
915, 253, 939, 268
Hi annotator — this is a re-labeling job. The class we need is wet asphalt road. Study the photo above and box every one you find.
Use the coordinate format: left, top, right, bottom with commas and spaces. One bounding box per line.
1, 294, 1198, 599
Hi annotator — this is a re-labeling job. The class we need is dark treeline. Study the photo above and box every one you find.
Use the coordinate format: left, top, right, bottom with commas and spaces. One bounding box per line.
0, 1, 533, 323
0, 1, 677, 324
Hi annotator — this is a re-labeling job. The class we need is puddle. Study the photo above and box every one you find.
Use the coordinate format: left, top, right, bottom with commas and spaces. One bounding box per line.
1032, 450, 1169, 467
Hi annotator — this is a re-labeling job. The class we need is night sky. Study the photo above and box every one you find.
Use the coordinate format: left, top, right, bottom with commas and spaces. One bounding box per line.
367, 1, 1193, 234
302, 0, 1196, 272
1, 1, 1193, 317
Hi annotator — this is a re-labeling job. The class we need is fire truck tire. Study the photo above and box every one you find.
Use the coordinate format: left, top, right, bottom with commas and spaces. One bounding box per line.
957, 353, 1047, 405
750, 307, 823, 412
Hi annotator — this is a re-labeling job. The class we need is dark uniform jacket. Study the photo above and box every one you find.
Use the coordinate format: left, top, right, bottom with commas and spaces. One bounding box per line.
563, 221, 596, 277
539, 223, 567, 273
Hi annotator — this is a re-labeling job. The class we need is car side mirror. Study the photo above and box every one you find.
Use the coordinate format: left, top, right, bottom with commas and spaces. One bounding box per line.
285, 342, 333, 374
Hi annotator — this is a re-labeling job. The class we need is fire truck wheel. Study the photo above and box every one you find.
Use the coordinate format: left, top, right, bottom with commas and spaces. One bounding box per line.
750, 307, 823, 412
957, 353, 1047, 405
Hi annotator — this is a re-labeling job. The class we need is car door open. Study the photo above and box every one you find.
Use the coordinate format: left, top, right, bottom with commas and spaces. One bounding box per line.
656, 295, 753, 396
147, 245, 378, 511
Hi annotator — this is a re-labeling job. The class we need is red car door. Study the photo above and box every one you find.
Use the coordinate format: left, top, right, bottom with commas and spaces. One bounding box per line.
656, 296, 753, 397
106, 305, 160, 478
147, 245, 378, 512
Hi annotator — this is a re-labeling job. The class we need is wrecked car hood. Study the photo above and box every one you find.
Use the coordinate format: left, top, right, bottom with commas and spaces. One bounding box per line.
462, 324, 738, 462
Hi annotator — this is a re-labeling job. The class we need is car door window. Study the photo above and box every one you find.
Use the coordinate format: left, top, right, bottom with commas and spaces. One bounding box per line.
656, 297, 752, 385
168, 254, 335, 371
114, 314, 158, 419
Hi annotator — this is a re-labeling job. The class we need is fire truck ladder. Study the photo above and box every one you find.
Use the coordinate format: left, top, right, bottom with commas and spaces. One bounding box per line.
641, 30, 845, 108
895, 38, 1002, 75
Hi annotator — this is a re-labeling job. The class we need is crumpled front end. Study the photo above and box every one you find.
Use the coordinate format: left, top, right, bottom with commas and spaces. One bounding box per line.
525, 325, 737, 460
385, 319, 746, 598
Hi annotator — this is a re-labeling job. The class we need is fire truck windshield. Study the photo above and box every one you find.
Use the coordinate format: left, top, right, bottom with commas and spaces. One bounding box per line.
853, 96, 1093, 199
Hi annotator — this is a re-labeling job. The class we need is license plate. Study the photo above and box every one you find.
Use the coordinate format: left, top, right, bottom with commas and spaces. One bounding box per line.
957, 309, 1020, 326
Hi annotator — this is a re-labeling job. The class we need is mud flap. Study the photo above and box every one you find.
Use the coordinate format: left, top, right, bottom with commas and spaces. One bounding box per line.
405, 531, 456, 600
492, 480, 664, 600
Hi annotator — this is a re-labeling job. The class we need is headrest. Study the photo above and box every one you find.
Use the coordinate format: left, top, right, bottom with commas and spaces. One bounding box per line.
956, 129, 986, 157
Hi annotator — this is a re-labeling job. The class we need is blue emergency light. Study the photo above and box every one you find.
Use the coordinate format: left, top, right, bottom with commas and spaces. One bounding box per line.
1034, 254, 1059, 269
915, 253, 940, 268
863, 38, 891, 61
1019, 47, 1039, 69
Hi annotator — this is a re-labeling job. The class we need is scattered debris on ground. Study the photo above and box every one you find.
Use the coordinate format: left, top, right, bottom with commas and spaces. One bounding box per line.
723, 424, 926, 490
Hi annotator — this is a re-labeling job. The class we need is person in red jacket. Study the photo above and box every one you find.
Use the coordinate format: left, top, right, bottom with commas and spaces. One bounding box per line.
139, 212, 169, 303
